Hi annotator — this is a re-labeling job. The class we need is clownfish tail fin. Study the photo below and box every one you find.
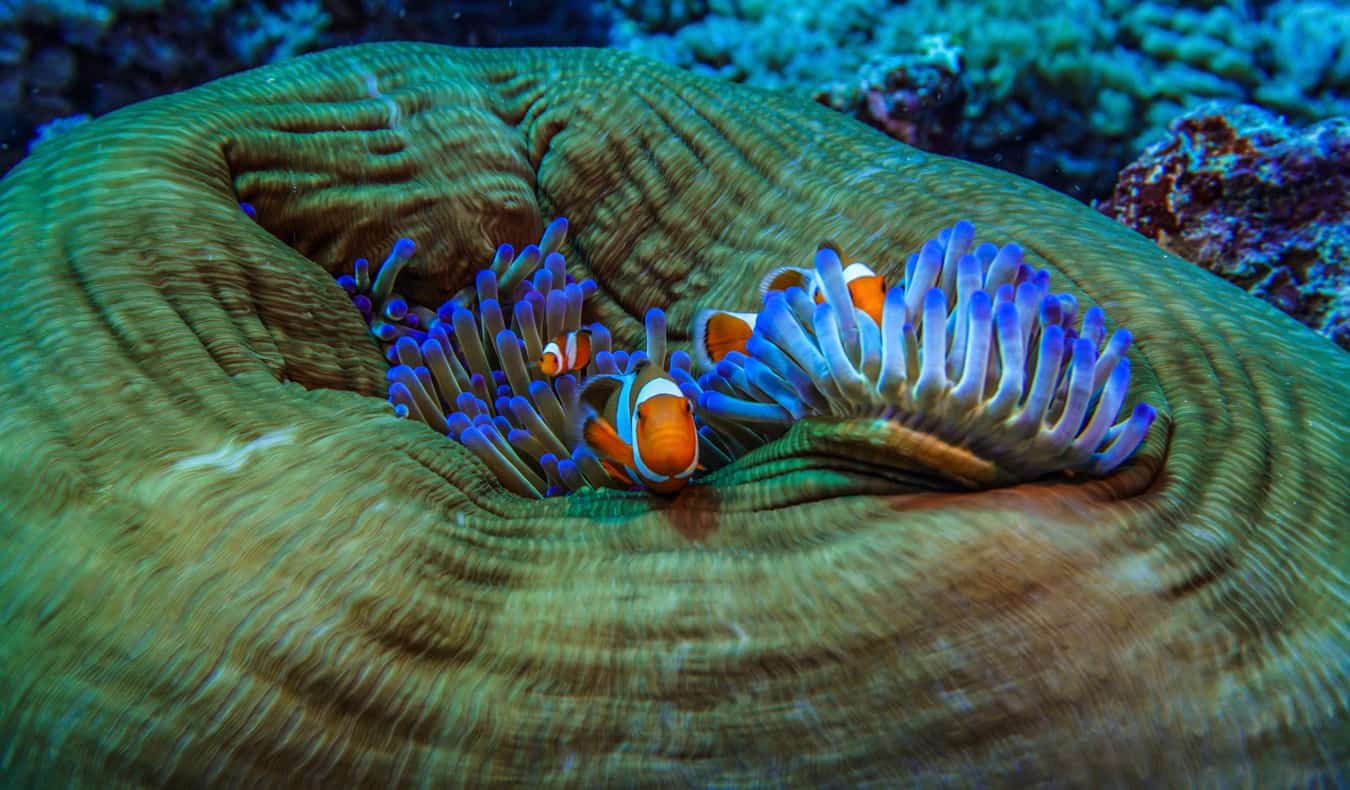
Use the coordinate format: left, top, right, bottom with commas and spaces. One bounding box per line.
692, 308, 719, 371
759, 266, 813, 299
693, 309, 756, 371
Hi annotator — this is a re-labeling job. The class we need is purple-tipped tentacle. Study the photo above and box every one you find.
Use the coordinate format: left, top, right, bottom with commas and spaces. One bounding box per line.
985, 301, 1026, 421
564, 283, 585, 333
984, 243, 1023, 294
476, 269, 499, 306
509, 395, 569, 458
557, 457, 588, 491
540, 217, 568, 255
938, 220, 976, 298
1090, 403, 1156, 474
544, 288, 567, 340
544, 251, 567, 291
913, 288, 950, 409
1010, 324, 1066, 437
645, 307, 667, 367
369, 238, 417, 307
699, 391, 793, 425
1071, 358, 1132, 462
527, 379, 571, 446
950, 290, 994, 411
1043, 338, 1098, 448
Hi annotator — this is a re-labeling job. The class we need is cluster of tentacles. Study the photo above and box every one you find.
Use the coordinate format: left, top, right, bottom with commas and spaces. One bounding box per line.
336, 218, 705, 497
337, 217, 1155, 496
683, 221, 1157, 485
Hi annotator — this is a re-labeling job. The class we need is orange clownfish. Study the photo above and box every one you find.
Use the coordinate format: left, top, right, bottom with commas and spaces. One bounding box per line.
539, 329, 592, 377
578, 363, 699, 494
692, 244, 887, 367
761, 242, 887, 324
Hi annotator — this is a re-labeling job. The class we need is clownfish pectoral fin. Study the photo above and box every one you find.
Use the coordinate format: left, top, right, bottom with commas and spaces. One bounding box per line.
693, 309, 756, 370
759, 266, 815, 299
583, 415, 636, 471
573, 373, 625, 443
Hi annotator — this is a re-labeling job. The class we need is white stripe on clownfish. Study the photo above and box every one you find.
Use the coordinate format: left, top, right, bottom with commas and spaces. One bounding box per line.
695, 255, 888, 370
758, 252, 882, 302
630, 376, 697, 484
539, 328, 592, 376
579, 363, 699, 493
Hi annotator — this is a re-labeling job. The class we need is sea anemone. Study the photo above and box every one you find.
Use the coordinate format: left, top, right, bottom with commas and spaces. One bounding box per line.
8, 43, 1348, 787
682, 221, 1157, 486
336, 218, 695, 497
342, 218, 1156, 494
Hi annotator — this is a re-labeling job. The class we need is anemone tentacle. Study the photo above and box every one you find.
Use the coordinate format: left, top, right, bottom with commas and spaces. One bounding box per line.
338, 218, 621, 496
695, 221, 1157, 483
338, 218, 697, 497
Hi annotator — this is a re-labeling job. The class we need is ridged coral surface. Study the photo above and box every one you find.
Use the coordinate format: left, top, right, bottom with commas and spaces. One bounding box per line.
0, 43, 1346, 786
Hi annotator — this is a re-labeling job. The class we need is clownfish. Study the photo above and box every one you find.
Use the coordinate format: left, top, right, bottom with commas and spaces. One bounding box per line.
692, 243, 888, 367
578, 363, 699, 494
539, 329, 592, 377
691, 310, 758, 366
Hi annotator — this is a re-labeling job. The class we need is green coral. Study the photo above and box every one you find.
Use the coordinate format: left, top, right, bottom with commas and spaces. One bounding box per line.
603, 0, 1350, 198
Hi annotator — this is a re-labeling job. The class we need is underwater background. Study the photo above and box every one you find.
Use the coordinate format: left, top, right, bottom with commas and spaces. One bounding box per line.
4, 0, 1348, 345
1, 2, 1348, 786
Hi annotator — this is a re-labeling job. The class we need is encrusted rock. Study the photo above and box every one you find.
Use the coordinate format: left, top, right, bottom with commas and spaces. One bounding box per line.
1101, 102, 1350, 350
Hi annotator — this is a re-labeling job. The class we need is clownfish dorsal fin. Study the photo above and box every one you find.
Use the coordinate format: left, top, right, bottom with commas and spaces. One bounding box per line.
692, 309, 756, 370
759, 266, 814, 298
577, 373, 628, 443
819, 239, 848, 261
577, 373, 625, 418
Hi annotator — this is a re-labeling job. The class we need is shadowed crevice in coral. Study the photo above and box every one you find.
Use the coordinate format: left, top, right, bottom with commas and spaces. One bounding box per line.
0, 43, 1346, 786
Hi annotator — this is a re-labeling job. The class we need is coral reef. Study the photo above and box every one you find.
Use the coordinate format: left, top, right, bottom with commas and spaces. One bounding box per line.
1101, 102, 1350, 350
604, 0, 1350, 198
0, 0, 601, 176
814, 38, 968, 155
0, 44, 1346, 786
